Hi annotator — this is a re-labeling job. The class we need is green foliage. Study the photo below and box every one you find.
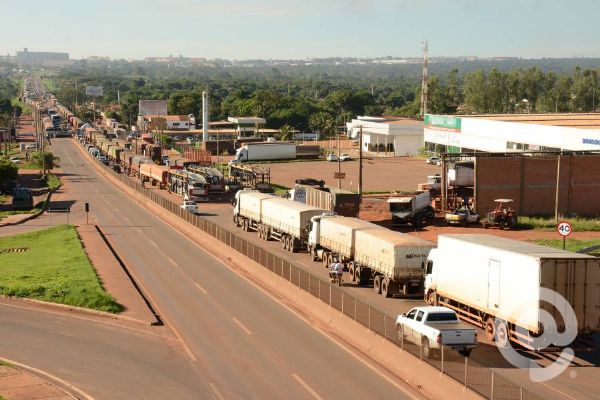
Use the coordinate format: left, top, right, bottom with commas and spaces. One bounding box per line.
44, 173, 61, 190
0, 158, 18, 185
533, 238, 600, 254
518, 216, 600, 231
0, 225, 123, 312
31, 151, 60, 172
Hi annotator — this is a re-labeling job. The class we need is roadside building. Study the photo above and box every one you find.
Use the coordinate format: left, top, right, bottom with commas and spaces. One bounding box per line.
346, 116, 423, 156
227, 117, 266, 137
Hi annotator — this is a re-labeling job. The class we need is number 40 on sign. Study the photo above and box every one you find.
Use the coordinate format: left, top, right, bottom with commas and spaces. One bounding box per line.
557, 221, 572, 250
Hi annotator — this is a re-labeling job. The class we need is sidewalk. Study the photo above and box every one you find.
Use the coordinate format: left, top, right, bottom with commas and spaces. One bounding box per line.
0, 365, 73, 400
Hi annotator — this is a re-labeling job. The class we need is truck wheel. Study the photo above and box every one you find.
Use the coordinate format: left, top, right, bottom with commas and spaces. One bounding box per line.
495, 320, 509, 348
485, 318, 495, 341
373, 275, 382, 294
264, 228, 270, 241
498, 222, 505, 230
243, 220, 249, 232
381, 279, 391, 298
309, 246, 317, 262
322, 253, 329, 268
459, 349, 472, 357
422, 337, 433, 359
509, 215, 518, 229
291, 238, 299, 253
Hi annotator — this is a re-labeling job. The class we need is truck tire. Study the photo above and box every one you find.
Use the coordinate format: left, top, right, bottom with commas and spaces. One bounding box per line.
309, 246, 317, 261
495, 320, 509, 348
381, 278, 391, 298
373, 275, 382, 294
281, 235, 288, 250
322, 253, 330, 268
291, 238, 299, 253
485, 318, 495, 341
243, 219, 249, 232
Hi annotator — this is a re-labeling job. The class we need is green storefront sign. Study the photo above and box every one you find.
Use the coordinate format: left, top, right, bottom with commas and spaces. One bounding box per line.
424, 114, 461, 130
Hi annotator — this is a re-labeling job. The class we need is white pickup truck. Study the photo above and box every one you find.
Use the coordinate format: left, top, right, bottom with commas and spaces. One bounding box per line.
396, 306, 477, 358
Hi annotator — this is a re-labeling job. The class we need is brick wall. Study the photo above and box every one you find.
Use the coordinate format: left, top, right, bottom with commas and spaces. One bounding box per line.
475, 155, 600, 217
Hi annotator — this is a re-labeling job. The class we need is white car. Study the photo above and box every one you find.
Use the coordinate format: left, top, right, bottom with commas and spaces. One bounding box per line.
180, 200, 198, 214
25, 143, 37, 150
9, 156, 20, 164
339, 153, 351, 161
426, 156, 441, 165
326, 153, 338, 162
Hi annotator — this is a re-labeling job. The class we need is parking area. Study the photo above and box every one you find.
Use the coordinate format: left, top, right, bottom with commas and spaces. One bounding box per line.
268, 157, 439, 192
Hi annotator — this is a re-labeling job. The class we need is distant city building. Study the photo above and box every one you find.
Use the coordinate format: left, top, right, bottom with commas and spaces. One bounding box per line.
16, 48, 69, 66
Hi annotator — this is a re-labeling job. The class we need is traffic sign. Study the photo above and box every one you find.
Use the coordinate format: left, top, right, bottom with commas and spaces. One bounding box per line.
557, 221, 572, 237
334, 172, 346, 179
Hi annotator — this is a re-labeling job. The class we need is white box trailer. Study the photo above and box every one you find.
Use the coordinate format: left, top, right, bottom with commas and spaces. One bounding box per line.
234, 142, 296, 162
233, 190, 276, 226
352, 228, 435, 297
308, 215, 383, 265
425, 234, 600, 350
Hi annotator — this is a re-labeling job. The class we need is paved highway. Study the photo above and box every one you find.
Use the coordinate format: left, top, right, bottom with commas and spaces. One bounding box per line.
24, 138, 421, 399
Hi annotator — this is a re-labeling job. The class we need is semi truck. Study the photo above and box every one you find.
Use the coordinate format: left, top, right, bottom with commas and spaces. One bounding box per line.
351, 228, 435, 297
289, 184, 361, 217
233, 190, 326, 252
140, 163, 169, 189
232, 142, 296, 163
168, 170, 210, 202
388, 191, 434, 227
424, 234, 600, 350
307, 215, 382, 266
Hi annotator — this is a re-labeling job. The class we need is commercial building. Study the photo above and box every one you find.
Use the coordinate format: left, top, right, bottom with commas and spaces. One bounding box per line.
227, 117, 266, 137
16, 48, 69, 66
346, 116, 423, 156
424, 113, 600, 153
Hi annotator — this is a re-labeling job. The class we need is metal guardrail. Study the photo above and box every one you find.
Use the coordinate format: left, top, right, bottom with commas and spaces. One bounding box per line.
99, 159, 541, 400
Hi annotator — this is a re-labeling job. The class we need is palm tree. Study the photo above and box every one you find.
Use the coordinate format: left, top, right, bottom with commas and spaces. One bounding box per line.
32, 151, 60, 175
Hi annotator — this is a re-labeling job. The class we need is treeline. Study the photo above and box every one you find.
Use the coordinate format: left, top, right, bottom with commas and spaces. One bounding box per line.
47, 59, 600, 135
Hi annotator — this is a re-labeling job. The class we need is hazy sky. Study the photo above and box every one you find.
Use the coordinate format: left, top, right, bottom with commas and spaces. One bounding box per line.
1, 0, 599, 60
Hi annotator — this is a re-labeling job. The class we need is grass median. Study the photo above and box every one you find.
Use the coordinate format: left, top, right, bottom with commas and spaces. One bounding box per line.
533, 238, 600, 254
0, 225, 122, 313
519, 216, 600, 231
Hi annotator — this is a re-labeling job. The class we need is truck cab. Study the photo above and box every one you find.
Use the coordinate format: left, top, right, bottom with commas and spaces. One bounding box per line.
307, 213, 337, 260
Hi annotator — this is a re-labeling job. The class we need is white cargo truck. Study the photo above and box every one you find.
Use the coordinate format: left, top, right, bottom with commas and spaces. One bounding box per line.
233, 190, 326, 252
307, 215, 382, 266
424, 234, 600, 350
351, 229, 435, 297
388, 191, 434, 227
232, 142, 296, 163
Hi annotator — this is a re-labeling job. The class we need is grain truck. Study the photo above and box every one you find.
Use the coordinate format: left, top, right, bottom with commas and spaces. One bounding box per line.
232, 142, 296, 163
289, 184, 361, 217
233, 190, 326, 252
307, 215, 382, 267
351, 229, 435, 298
140, 163, 169, 189
424, 234, 600, 350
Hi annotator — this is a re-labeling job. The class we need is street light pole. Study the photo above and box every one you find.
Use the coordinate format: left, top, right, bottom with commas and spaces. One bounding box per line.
358, 126, 363, 197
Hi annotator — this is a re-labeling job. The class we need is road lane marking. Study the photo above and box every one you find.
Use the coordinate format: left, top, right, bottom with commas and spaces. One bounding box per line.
194, 282, 208, 295
123, 216, 132, 224
135, 227, 142, 233
209, 382, 225, 400
232, 317, 252, 336
292, 373, 323, 400
167, 257, 178, 267
149, 240, 158, 248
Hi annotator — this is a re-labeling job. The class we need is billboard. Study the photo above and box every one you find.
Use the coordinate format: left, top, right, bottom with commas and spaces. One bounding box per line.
85, 85, 103, 97
139, 100, 168, 116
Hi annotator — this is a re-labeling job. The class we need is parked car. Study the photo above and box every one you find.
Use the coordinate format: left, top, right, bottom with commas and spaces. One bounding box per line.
9, 156, 20, 164
98, 156, 109, 165
445, 206, 480, 226
396, 306, 477, 358
339, 153, 351, 161
326, 153, 338, 162
25, 143, 37, 150
426, 156, 441, 165
180, 200, 198, 214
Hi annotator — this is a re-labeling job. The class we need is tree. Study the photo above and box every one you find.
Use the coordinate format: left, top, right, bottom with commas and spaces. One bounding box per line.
463, 70, 487, 113
279, 124, 293, 141
0, 158, 18, 188
31, 152, 60, 174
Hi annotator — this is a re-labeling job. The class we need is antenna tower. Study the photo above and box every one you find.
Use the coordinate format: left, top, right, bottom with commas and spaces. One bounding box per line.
420, 40, 429, 118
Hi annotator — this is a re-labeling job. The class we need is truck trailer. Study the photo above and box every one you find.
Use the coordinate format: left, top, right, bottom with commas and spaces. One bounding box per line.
290, 184, 361, 217
233, 142, 296, 163
352, 228, 435, 298
388, 191, 434, 227
425, 234, 600, 350
140, 163, 169, 189
233, 190, 326, 252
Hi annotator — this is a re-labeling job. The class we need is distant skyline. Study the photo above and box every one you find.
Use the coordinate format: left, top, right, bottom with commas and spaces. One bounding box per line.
1, 0, 599, 60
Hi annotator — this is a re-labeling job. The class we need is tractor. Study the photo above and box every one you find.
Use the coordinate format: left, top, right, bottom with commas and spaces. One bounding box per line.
482, 199, 518, 230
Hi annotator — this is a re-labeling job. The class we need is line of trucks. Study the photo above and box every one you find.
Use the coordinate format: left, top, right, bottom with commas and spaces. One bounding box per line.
233, 189, 600, 350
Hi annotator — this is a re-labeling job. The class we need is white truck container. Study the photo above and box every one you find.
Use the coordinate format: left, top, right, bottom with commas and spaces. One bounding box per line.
388, 191, 434, 227
352, 228, 435, 297
448, 165, 474, 187
233, 142, 296, 162
233, 191, 325, 252
425, 234, 600, 350
307, 215, 382, 266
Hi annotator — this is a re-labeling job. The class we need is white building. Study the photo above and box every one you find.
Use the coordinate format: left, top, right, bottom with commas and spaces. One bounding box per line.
423, 114, 600, 154
227, 117, 266, 137
346, 116, 424, 156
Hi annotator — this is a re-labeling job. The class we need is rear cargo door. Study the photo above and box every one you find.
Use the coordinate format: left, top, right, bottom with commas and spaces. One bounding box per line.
487, 259, 501, 309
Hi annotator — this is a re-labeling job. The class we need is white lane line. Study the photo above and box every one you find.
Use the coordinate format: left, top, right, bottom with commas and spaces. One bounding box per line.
167, 257, 178, 267
134, 227, 142, 233
231, 317, 252, 336
194, 282, 208, 295
292, 373, 323, 400
209, 382, 225, 400
149, 240, 158, 248
123, 216, 132, 224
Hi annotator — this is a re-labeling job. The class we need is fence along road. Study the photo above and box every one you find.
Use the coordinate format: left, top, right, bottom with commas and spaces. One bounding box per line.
50, 138, 421, 399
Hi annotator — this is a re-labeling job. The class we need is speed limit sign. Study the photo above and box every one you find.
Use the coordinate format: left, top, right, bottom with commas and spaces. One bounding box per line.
557, 221, 572, 237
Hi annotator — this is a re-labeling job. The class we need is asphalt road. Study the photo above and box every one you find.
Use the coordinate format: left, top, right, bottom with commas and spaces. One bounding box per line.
24, 138, 420, 399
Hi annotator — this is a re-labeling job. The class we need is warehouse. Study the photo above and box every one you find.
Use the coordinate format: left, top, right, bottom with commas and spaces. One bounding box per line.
346, 116, 423, 156
424, 113, 600, 153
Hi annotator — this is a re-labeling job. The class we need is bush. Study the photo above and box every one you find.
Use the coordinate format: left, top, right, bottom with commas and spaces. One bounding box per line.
0, 158, 18, 186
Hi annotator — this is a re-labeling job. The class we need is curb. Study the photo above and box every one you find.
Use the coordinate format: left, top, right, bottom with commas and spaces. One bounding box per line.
0, 356, 95, 400
0, 295, 149, 326
0, 184, 60, 228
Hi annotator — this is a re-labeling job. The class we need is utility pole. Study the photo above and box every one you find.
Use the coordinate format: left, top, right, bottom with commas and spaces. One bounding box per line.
554, 152, 562, 222
358, 126, 363, 197
420, 40, 429, 119
337, 119, 341, 189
